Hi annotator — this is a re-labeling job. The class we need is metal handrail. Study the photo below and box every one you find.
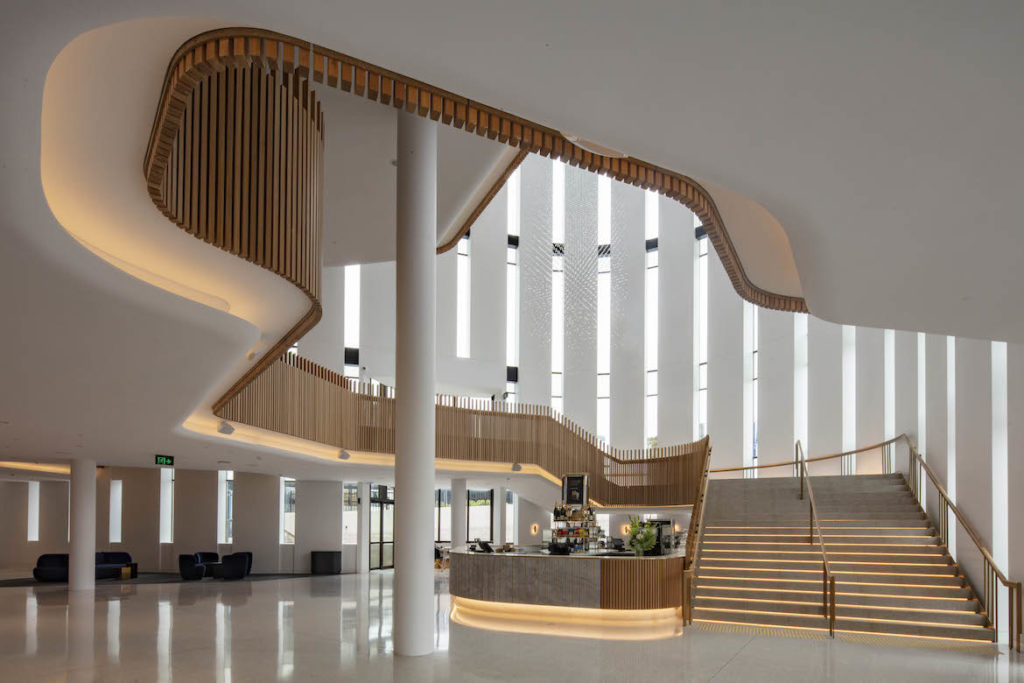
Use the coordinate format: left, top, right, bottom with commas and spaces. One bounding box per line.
682, 445, 713, 625
795, 441, 837, 636
711, 435, 903, 474
899, 434, 1022, 650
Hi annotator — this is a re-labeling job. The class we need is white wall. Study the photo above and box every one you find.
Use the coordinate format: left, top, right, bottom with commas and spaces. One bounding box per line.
707, 247, 743, 473
954, 339, 991, 594
515, 496, 549, 547
516, 155, 552, 405
856, 326, 885, 472
657, 195, 693, 446
172, 469, 218, 557
808, 316, 842, 474
302, 265, 346, 373
563, 165, 598, 432
893, 330, 919, 450
1009, 343, 1024, 591
0, 480, 68, 571
294, 481, 344, 574
609, 182, 644, 448
925, 334, 949, 528
232, 472, 282, 574
758, 308, 795, 476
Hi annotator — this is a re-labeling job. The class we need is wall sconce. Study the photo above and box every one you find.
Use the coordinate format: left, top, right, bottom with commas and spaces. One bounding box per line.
530, 523, 539, 536
621, 524, 630, 535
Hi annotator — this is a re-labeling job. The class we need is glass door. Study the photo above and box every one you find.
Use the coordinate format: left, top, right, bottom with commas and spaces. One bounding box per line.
369, 485, 394, 570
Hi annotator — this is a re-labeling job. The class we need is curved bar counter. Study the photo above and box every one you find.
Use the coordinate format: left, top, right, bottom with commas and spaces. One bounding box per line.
449, 549, 684, 640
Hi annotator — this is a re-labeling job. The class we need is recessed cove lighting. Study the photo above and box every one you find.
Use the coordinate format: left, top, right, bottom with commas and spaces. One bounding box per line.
217, 421, 235, 435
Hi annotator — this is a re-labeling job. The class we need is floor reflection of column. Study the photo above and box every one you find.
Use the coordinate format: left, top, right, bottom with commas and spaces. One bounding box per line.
67, 590, 95, 675
24, 592, 37, 656
157, 599, 171, 683
356, 573, 370, 656
277, 600, 294, 679
106, 598, 119, 664
216, 602, 231, 683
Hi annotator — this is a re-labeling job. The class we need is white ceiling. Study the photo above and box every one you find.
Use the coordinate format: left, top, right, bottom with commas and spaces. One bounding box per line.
1, 2, 1022, 487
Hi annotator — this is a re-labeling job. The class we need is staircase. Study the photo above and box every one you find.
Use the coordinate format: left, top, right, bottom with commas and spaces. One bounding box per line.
691, 473, 994, 642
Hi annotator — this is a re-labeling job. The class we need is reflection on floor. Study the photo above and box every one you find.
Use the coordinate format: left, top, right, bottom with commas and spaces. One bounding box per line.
0, 570, 1020, 682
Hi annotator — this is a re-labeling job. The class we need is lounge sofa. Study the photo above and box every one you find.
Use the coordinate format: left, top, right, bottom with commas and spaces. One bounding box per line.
178, 551, 253, 581
32, 552, 136, 582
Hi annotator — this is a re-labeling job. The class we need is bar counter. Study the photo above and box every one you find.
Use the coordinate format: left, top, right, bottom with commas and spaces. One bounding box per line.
449, 547, 684, 610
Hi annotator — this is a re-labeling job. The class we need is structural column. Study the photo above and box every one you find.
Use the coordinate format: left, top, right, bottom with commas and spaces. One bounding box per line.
393, 111, 437, 657
69, 458, 96, 591
357, 482, 371, 574
493, 486, 508, 545
451, 478, 467, 549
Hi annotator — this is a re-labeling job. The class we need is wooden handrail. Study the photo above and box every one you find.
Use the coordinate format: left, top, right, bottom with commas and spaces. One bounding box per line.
796, 441, 837, 636
682, 444, 713, 624
711, 435, 903, 473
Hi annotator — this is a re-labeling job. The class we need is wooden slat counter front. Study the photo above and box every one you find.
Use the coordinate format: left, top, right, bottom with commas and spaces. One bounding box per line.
449, 549, 683, 610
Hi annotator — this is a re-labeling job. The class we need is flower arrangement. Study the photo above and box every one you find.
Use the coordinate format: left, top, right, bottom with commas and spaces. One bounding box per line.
627, 516, 658, 557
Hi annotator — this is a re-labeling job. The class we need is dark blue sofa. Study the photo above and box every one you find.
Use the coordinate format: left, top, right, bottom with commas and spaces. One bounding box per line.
32, 552, 135, 582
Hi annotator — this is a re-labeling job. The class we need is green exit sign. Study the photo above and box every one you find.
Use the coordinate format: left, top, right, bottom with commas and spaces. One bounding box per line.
155, 455, 175, 467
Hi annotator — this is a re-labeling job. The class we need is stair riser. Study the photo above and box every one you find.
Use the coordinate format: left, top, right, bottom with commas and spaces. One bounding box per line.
693, 597, 988, 626
694, 588, 979, 611
700, 552, 951, 565
692, 609, 993, 642
697, 568, 964, 586
701, 560, 957, 575
694, 577, 972, 598
702, 543, 944, 553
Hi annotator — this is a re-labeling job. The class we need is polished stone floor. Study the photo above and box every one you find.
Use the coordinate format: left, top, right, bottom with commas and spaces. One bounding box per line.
0, 571, 1021, 682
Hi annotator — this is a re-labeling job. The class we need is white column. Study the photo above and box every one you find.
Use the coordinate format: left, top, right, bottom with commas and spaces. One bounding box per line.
493, 487, 508, 545
357, 482, 370, 575
517, 155, 552, 405
450, 478, 467, 549
563, 165, 598, 433
393, 111, 436, 657
69, 459, 96, 591
1007, 343, 1024, 615
609, 182, 644, 448
955, 338, 991, 596
856, 326, 885, 472
808, 316, 843, 474
893, 330, 918, 472
924, 334, 949, 530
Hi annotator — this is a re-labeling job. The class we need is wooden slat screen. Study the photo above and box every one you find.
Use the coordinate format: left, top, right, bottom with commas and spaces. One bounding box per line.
218, 354, 711, 507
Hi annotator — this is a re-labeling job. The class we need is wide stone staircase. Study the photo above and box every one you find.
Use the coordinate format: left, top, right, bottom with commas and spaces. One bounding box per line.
690, 473, 994, 642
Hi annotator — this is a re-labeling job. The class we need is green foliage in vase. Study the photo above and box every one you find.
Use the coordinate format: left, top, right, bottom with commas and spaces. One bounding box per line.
627, 516, 658, 557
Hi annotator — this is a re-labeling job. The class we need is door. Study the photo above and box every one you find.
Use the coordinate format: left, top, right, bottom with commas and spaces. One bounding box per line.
369, 485, 394, 570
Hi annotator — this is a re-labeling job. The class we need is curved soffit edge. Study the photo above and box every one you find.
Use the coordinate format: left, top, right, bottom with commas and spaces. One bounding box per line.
143, 27, 808, 435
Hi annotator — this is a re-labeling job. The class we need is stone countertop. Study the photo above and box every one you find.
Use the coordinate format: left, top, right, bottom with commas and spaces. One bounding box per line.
450, 547, 686, 560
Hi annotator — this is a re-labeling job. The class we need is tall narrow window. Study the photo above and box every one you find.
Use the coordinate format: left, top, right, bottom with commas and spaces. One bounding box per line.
109, 480, 123, 544
884, 329, 896, 471
435, 489, 452, 542
344, 265, 361, 379
159, 468, 174, 544
505, 490, 516, 544
794, 313, 809, 457
456, 234, 471, 358
694, 219, 709, 439
842, 325, 857, 474
506, 170, 521, 403
551, 161, 565, 413
644, 191, 659, 448
217, 470, 234, 544
467, 489, 493, 542
27, 481, 39, 542
743, 302, 759, 475
280, 477, 296, 544
596, 177, 612, 444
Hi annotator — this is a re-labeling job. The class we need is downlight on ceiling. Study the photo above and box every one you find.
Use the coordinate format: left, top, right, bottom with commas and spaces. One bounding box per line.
561, 134, 629, 159
338, 450, 350, 461
511, 462, 523, 472
217, 421, 235, 435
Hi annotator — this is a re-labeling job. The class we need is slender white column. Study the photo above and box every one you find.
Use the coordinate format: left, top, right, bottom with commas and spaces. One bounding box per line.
493, 486, 508, 545
69, 459, 96, 591
357, 482, 370, 574
450, 478, 467, 549
393, 111, 437, 657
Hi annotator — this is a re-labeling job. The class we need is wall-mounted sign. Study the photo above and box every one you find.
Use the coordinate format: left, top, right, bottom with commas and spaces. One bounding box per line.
155, 454, 175, 467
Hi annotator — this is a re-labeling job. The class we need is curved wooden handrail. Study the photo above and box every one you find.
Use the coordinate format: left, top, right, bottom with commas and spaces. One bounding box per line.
681, 443, 712, 623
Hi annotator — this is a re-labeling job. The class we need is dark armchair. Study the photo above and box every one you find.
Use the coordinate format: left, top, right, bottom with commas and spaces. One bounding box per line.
178, 554, 206, 581
32, 554, 69, 582
214, 553, 249, 580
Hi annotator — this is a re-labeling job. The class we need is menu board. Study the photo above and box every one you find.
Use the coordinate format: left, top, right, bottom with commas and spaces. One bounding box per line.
562, 474, 588, 506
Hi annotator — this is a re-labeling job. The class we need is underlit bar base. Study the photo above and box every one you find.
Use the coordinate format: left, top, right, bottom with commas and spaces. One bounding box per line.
450, 596, 683, 641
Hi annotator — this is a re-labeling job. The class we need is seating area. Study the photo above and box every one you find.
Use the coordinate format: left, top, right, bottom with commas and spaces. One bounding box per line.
32, 552, 137, 583
178, 552, 252, 581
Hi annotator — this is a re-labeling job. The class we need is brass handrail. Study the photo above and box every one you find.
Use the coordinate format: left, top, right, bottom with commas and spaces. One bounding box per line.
682, 444, 713, 625
711, 435, 903, 474
899, 434, 1021, 650
796, 441, 837, 636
